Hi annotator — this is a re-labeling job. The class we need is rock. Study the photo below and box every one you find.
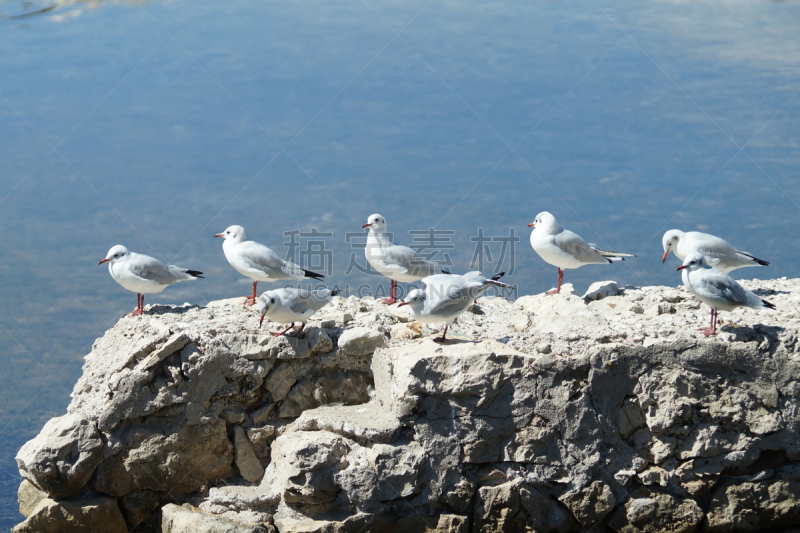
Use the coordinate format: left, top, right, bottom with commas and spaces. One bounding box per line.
583, 281, 621, 302
17, 480, 47, 518
234, 426, 264, 483
13, 279, 800, 532
120, 489, 163, 527
606, 489, 703, 533
161, 503, 273, 533
706, 467, 800, 531
92, 417, 233, 497
638, 467, 669, 487
512, 314, 531, 332
271, 431, 348, 505
390, 323, 422, 340
337, 327, 386, 355
12, 496, 127, 533
560, 480, 616, 527
473, 479, 576, 533
15, 413, 104, 499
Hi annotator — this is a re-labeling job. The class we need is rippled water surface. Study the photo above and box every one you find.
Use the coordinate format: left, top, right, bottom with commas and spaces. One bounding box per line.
1, 0, 799, 526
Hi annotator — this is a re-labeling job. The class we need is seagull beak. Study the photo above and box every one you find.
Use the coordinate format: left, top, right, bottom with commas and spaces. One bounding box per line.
98, 258, 109, 265
528, 222, 535, 228
662, 251, 670, 263
214, 233, 224, 238
397, 301, 407, 307
259, 315, 264, 327
676, 265, 687, 271
362, 223, 371, 229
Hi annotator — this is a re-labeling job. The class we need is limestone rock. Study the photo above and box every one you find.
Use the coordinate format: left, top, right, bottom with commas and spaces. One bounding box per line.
560, 480, 616, 527
271, 431, 348, 505
162, 503, 273, 533
337, 327, 386, 355
15, 413, 104, 500
234, 426, 265, 483
606, 489, 703, 533
13, 279, 800, 533
473, 479, 576, 533
92, 417, 233, 497
706, 467, 800, 531
583, 280, 621, 302
12, 496, 127, 533
17, 480, 47, 518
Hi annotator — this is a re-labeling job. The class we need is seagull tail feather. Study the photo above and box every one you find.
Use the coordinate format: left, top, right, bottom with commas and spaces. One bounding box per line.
761, 298, 777, 310
303, 269, 325, 280
742, 252, 770, 267
185, 270, 204, 279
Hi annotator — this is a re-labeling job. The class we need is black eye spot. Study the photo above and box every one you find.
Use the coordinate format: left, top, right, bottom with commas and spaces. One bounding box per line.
270, 298, 275, 304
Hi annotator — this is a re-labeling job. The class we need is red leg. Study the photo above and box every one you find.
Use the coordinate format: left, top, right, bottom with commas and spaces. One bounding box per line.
270, 323, 295, 337
286, 322, 306, 338
433, 325, 449, 343
130, 294, 144, 316
382, 280, 398, 305
546, 268, 564, 295
700, 309, 716, 337
244, 281, 257, 306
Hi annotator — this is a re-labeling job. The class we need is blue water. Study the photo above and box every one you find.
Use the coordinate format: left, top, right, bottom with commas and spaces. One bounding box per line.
1, 0, 799, 527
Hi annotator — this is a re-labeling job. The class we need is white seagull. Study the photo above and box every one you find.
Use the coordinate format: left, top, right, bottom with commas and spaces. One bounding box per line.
398, 271, 511, 342
362, 214, 448, 305
678, 252, 775, 337
256, 287, 341, 337
528, 211, 635, 295
215, 225, 324, 306
662, 229, 769, 274
99, 245, 203, 316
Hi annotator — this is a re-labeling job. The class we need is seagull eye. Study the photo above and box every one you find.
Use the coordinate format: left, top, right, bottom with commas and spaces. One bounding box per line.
270, 298, 275, 304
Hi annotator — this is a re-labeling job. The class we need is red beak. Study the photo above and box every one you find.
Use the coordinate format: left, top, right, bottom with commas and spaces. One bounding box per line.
362, 223, 371, 229
676, 265, 687, 271
662, 251, 670, 263
259, 315, 264, 327
214, 233, 224, 238
528, 223, 535, 228
98, 258, 109, 265
397, 301, 407, 307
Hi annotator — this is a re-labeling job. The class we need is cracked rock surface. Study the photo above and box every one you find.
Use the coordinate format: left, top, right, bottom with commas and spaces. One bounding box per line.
12, 279, 800, 532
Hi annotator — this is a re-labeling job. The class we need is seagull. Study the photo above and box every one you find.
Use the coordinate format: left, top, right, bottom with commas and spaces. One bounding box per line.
99, 245, 203, 316
678, 252, 775, 337
398, 271, 511, 342
528, 211, 636, 295
256, 287, 341, 337
362, 214, 449, 305
215, 225, 324, 306
662, 229, 769, 274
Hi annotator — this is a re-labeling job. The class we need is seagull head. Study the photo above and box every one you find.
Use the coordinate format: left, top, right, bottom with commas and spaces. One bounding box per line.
528, 211, 558, 234
362, 214, 386, 232
99, 245, 129, 265
677, 252, 707, 272
662, 230, 683, 263
398, 288, 426, 309
256, 292, 278, 327
214, 225, 246, 242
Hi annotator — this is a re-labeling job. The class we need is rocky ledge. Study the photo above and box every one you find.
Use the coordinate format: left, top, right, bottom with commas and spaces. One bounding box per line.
13, 278, 800, 533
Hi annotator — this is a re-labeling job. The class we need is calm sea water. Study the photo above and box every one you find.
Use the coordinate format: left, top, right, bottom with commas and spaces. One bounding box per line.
1, 0, 799, 526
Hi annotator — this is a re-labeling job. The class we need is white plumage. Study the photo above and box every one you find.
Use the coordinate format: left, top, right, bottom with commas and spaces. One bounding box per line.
215, 225, 324, 305
362, 214, 444, 304
99, 245, 202, 316
678, 252, 775, 336
528, 211, 635, 294
662, 229, 769, 274
399, 271, 511, 342
256, 287, 340, 336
